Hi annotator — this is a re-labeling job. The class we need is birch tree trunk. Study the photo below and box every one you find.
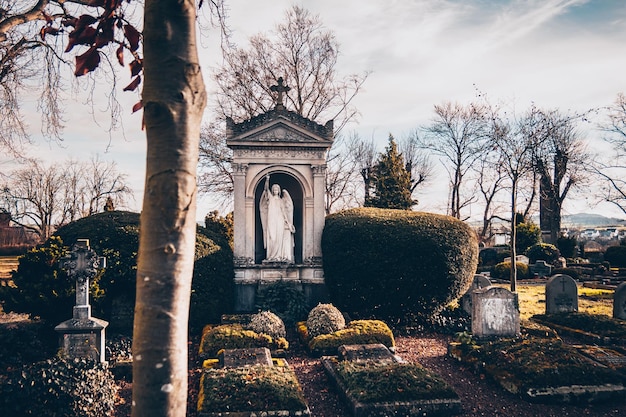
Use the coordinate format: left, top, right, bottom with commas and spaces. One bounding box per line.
132, 1, 206, 416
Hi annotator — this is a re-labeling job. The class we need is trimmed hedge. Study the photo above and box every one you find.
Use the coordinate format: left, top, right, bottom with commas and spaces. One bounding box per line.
322, 208, 478, 324
526, 243, 560, 264
491, 261, 530, 280
198, 324, 288, 359
298, 319, 395, 356
604, 245, 626, 268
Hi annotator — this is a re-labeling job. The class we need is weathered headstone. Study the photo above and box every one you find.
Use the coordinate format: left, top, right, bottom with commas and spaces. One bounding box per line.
220, 348, 273, 368
338, 344, 398, 365
613, 282, 626, 320
545, 274, 578, 314
462, 274, 492, 314
530, 260, 552, 278
472, 287, 520, 338
55, 239, 108, 362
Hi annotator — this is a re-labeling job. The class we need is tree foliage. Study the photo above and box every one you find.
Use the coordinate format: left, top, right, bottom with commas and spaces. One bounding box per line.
365, 136, 415, 210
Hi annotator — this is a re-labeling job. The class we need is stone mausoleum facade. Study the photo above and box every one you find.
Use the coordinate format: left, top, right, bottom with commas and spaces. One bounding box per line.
226, 83, 333, 311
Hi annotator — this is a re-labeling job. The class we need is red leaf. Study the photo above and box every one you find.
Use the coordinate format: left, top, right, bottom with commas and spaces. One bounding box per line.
129, 59, 142, 77
40, 26, 60, 41
75, 14, 98, 30
123, 24, 141, 52
124, 76, 141, 92
116, 45, 124, 66
132, 101, 143, 113
62, 17, 78, 28
87, 0, 106, 6
95, 27, 114, 47
75, 47, 101, 76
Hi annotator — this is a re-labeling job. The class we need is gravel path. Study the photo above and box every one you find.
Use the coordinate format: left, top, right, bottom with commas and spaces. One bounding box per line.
113, 333, 626, 417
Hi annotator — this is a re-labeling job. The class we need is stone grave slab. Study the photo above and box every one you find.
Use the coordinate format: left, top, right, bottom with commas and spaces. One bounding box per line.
219, 347, 273, 368
471, 287, 520, 338
545, 274, 578, 314
322, 344, 461, 417
461, 274, 492, 314
613, 282, 626, 320
338, 343, 398, 365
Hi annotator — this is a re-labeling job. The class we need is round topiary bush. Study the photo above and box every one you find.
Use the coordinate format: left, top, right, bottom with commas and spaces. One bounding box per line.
0, 357, 117, 417
322, 208, 478, 324
526, 243, 560, 264
491, 261, 530, 280
246, 311, 286, 339
306, 303, 346, 338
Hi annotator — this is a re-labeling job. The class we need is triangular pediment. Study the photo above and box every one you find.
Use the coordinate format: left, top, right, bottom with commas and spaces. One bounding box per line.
226, 107, 333, 148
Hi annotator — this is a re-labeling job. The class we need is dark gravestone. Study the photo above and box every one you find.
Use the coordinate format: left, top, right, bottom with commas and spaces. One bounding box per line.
530, 260, 552, 278
338, 344, 398, 365
613, 282, 626, 320
472, 287, 520, 338
545, 274, 578, 314
462, 274, 492, 314
219, 348, 273, 368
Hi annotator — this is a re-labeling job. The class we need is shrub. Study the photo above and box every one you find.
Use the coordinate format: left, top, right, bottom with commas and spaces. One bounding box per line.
0, 320, 58, 370
246, 311, 286, 339
0, 357, 117, 417
255, 281, 310, 326
526, 243, 560, 264
551, 268, 580, 280
2, 211, 233, 332
556, 236, 578, 259
198, 324, 288, 359
491, 261, 530, 280
322, 208, 478, 324
604, 245, 626, 268
516, 222, 541, 253
306, 320, 395, 355
306, 303, 346, 339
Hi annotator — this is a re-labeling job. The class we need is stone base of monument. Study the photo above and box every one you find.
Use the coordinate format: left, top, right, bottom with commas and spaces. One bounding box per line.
54, 316, 109, 363
233, 264, 328, 312
322, 344, 461, 417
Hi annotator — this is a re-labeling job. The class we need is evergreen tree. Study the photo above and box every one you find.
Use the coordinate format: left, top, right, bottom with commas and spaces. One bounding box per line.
365, 136, 415, 209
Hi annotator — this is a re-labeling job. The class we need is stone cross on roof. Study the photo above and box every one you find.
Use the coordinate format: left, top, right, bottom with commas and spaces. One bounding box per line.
270, 77, 290, 108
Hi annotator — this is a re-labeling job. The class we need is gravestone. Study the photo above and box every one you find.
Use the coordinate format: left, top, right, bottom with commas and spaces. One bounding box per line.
55, 239, 108, 362
613, 282, 626, 320
462, 274, 492, 314
530, 260, 552, 278
545, 274, 578, 314
471, 287, 520, 338
219, 348, 273, 368
338, 344, 398, 365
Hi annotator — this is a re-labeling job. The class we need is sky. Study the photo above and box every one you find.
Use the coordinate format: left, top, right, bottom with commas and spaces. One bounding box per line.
6, 0, 626, 223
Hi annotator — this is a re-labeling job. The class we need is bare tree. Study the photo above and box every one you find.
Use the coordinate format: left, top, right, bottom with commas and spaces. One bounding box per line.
398, 130, 433, 205
346, 132, 377, 205
474, 153, 507, 245
419, 101, 490, 219
491, 106, 542, 291
596, 93, 626, 213
4, 1, 225, 415
324, 133, 361, 213
1, 158, 132, 240
533, 109, 590, 243
199, 5, 368, 209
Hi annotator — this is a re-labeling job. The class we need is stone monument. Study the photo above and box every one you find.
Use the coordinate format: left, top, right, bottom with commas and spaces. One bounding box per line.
545, 274, 578, 314
226, 78, 333, 311
613, 282, 626, 320
55, 239, 108, 362
461, 274, 492, 314
471, 286, 520, 338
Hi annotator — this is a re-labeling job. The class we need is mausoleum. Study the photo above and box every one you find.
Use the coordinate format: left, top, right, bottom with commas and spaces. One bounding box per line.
226, 78, 333, 311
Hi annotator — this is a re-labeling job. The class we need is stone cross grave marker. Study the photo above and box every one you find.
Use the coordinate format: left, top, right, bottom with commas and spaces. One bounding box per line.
545, 274, 578, 314
472, 286, 520, 338
55, 239, 108, 362
613, 282, 626, 320
530, 260, 552, 278
462, 274, 492, 314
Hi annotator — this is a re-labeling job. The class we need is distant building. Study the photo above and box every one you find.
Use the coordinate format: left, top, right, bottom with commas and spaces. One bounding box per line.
0, 211, 38, 253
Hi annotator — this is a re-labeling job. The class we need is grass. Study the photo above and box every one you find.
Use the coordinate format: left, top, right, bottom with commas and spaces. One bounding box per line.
495, 283, 614, 321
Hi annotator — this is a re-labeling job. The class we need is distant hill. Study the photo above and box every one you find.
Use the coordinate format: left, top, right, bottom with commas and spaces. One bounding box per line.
561, 213, 626, 228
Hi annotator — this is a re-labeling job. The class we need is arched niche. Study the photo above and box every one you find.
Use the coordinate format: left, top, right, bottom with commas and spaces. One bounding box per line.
253, 172, 303, 264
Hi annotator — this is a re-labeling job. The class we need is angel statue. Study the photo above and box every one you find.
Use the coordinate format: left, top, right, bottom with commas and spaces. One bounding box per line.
260, 174, 295, 262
